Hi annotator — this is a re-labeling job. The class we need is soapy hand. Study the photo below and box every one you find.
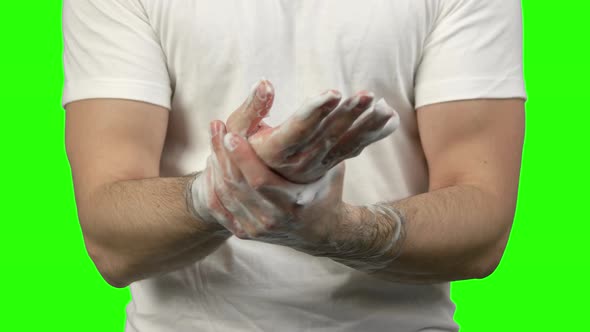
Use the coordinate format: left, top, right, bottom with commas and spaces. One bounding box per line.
227, 79, 400, 183
206, 121, 404, 272
190, 79, 398, 225
207, 120, 349, 252
186, 80, 404, 268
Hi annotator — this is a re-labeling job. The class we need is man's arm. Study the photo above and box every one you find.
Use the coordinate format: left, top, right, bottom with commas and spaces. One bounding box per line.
66, 98, 232, 288
340, 98, 525, 282
65, 83, 388, 288
194, 96, 524, 283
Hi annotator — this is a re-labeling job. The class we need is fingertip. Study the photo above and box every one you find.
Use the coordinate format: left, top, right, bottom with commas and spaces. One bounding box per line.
375, 98, 396, 117
357, 90, 375, 98
256, 80, 271, 100
247, 79, 263, 102
387, 111, 401, 130
322, 89, 342, 99
261, 78, 274, 94
383, 118, 398, 133
357, 94, 374, 110
347, 91, 374, 110
375, 97, 392, 109
214, 121, 227, 137
294, 90, 341, 120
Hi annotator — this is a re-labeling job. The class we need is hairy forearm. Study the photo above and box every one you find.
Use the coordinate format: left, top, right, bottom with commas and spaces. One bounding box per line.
328, 184, 514, 283
77, 174, 230, 288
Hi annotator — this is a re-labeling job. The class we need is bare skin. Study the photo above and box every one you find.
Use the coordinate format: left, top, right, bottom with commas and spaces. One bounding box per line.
230, 80, 398, 183
209, 98, 525, 283
66, 81, 395, 287
68, 74, 522, 286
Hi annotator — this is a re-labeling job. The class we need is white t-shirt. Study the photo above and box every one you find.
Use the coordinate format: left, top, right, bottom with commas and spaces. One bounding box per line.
62, 1, 526, 331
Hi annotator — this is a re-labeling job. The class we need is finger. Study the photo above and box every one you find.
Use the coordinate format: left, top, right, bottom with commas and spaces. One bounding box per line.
209, 121, 251, 236
269, 90, 342, 153
212, 121, 282, 237
216, 131, 292, 238
201, 157, 241, 234
287, 92, 374, 170
210, 120, 245, 183
223, 132, 288, 190
313, 91, 374, 147
256, 120, 272, 132
323, 99, 399, 166
223, 132, 305, 208
209, 161, 255, 238
226, 79, 275, 137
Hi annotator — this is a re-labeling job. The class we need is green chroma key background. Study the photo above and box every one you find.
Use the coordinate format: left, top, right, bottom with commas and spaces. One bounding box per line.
1, 1, 585, 331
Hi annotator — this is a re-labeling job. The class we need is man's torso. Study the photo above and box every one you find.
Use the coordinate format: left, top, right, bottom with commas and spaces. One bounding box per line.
126, 1, 456, 331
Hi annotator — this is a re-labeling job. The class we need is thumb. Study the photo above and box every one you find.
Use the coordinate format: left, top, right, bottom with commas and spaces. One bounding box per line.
226, 79, 274, 137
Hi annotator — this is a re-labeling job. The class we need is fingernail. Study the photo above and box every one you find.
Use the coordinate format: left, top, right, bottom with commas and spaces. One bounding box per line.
357, 94, 374, 109
346, 94, 362, 110
322, 89, 342, 98
245, 79, 263, 108
256, 80, 271, 101
223, 133, 239, 151
296, 90, 341, 119
383, 115, 400, 133
358, 90, 374, 98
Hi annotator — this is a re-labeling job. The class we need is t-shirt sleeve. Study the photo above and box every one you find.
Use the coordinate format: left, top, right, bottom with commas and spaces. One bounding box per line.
61, 0, 171, 109
414, 0, 526, 109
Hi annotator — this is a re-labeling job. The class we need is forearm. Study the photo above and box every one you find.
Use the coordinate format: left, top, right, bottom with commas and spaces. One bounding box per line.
329, 184, 514, 283
77, 174, 230, 287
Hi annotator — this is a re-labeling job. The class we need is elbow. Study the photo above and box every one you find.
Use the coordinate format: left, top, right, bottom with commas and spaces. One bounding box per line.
102, 276, 130, 289
78, 211, 133, 288
92, 254, 132, 288
468, 252, 503, 280
85, 240, 132, 288
101, 272, 131, 289
465, 231, 511, 280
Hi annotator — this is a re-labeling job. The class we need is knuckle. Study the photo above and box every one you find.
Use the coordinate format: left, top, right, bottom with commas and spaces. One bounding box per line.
250, 228, 263, 239
249, 176, 269, 190
348, 148, 363, 158
232, 221, 252, 239
260, 216, 279, 231
284, 122, 308, 140
325, 131, 341, 143
321, 157, 334, 167
325, 149, 342, 161
234, 229, 250, 240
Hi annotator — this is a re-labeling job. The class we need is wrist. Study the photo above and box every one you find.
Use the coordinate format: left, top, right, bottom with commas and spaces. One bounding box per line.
185, 171, 225, 232
326, 202, 404, 272
368, 203, 405, 261
328, 203, 368, 249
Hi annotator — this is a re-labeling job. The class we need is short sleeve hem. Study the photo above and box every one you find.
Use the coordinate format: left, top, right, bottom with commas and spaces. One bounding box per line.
415, 77, 527, 109
62, 78, 172, 109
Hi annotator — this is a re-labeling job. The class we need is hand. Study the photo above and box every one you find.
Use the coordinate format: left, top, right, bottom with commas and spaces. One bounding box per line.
188, 79, 398, 234
227, 79, 400, 183
187, 80, 340, 229
207, 120, 349, 252
186, 79, 338, 229
209, 122, 406, 270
